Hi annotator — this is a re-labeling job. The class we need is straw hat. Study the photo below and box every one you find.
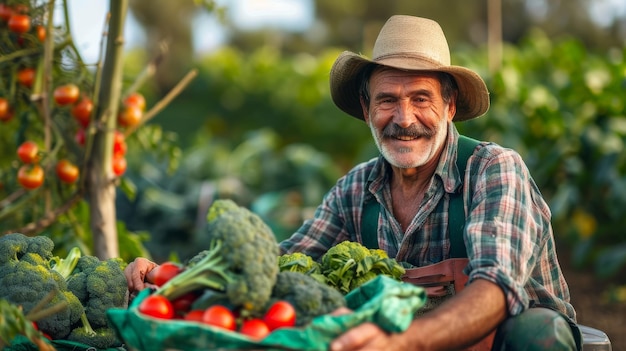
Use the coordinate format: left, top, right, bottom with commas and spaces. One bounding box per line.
329, 15, 490, 122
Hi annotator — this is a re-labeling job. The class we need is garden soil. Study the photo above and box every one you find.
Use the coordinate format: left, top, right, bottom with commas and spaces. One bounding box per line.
560, 249, 626, 350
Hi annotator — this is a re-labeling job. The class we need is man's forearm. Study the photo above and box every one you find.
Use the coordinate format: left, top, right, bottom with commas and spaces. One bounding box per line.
404, 278, 508, 350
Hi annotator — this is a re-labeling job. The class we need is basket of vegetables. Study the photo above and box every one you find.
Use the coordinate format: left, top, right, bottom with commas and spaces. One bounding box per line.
107, 199, 427, 351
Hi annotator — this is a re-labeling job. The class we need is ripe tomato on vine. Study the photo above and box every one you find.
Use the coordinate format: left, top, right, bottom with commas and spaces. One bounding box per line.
123, 92, 146, 111
71, 97, 93, 127
17, 141, 39, 164
118, 105, 142, 127
18, 164, 44, 190
112, 155, 127, 176
8, 13, 30, 34
56, 159, 79, 184
54, 84, 80, 106
17, 67, 35, 88
0, 4, 13, 22
0, 97, 13, 122
36, 25, 46, 42
113, 130, 127, 156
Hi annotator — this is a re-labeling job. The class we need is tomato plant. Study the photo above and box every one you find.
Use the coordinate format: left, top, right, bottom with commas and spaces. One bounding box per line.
56, 159, 79, 184
138, 294, 174, 319
17, 67, 35, 88
239, 318, 270, 339
17, 164, 44, 190
118, 105, 142, 127
53, 84, 80, 106
17, 140, 39, 164
124, 92, 146, 111
8, 13, 30, 34
263, 300, 296, 331
202, 305, 237, 331
71, 97, 93, 127
112, 155, 127, 176
152, 261, 182, 287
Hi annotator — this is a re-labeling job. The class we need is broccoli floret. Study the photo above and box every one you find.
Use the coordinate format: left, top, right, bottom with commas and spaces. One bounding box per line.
320, 240, 406, 294
278, 252, 321, 275
0, 233, 54, 264
66, 255, 129, 329
269, 271, 346, 326
0, 234, 83, 340
156, 199, 280, 316
67, 312, 122, 349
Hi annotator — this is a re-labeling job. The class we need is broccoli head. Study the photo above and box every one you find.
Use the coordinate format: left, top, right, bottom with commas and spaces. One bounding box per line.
0, 234, 83, 340
278, 252, 321, 275
66, 255, 129, 329
156, 199, 280, 316
269, 271, 346, 326
0, 233, 54, 264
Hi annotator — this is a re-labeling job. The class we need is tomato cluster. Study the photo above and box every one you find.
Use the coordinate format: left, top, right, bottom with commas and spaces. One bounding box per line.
118, 92, 146, 128
16, 141, 43, 190
137, 261, 297, 340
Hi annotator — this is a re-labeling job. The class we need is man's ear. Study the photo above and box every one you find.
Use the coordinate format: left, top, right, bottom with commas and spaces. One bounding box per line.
447, 91, 458, 121
360, 96, 369, 122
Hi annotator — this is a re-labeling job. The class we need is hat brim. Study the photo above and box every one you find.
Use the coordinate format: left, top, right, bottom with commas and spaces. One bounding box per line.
329, 51, 490, 122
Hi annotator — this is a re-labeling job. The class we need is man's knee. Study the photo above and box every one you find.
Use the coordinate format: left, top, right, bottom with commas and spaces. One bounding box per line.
493, 307, 579, 351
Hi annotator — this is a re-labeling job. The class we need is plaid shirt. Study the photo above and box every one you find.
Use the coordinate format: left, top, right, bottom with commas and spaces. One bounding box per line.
279, 122, 575, 319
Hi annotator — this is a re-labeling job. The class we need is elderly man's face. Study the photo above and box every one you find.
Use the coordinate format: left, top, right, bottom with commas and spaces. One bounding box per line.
362, 68, 456, 169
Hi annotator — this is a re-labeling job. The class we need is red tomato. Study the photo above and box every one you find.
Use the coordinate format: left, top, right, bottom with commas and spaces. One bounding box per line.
112, 130, 127, 156
0, 4, 13, 21
124, 92, 146, 110
53, 84, 80, 106
56, 159, 79, 184
112, 155, 127, 176
36, 25, 46, 42
75, 128, 86, 146
17, 164, 44, 190
71, 97, 93, 127
152, 262, 182, 287
17, 141, 39, 164
263, 300, 296, 331
117, 105, 142, 127
172, 291, 199, 313
184, 309, 205, 322
17, 67, 35, 88
138, 294, 174, 319
8, 14, 30, 34
0, 97, 12, 122
239, 318, 270, 339
202, 305, 237, 331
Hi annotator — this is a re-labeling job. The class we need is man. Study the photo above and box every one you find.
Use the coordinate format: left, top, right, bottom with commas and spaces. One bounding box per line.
126, 15, 580, 350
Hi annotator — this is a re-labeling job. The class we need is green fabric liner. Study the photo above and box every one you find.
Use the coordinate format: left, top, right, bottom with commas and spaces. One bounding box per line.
107, 275, 426, 351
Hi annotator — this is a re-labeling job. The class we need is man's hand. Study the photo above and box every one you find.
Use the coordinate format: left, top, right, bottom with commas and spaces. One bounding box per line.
124, 257, 158, 294
331, 322, 407, 351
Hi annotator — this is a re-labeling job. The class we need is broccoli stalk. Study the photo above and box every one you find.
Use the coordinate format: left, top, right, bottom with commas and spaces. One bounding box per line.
155, 240, 233, 301
49, 247, 81, 279
68, 312, 119, 349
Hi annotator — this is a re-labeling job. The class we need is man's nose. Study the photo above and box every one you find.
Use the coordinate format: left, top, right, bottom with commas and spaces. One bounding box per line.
394, 100, 415, 128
